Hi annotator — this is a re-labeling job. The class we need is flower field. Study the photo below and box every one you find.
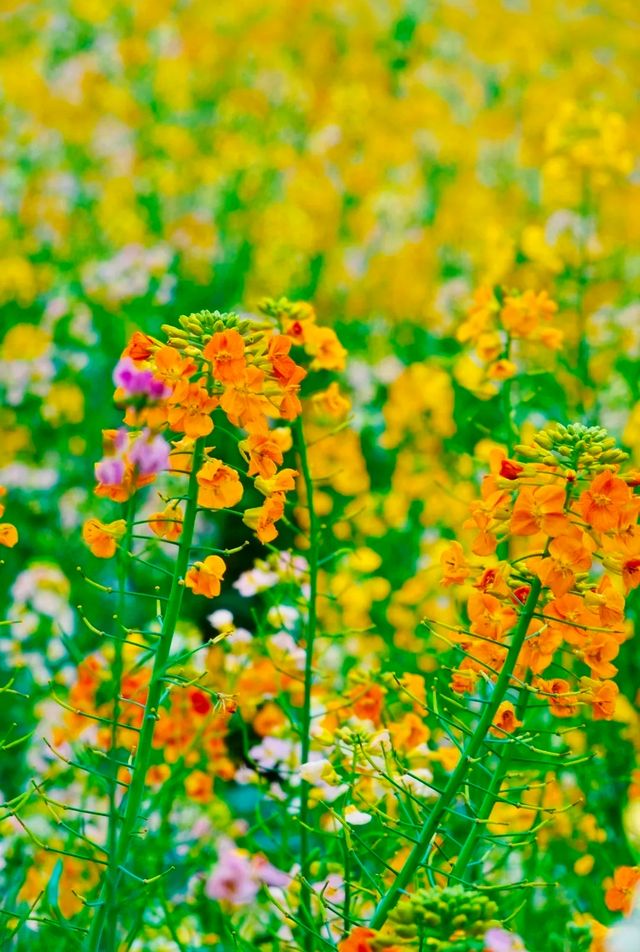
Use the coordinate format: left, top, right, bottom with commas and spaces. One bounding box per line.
2, 1, 640, 950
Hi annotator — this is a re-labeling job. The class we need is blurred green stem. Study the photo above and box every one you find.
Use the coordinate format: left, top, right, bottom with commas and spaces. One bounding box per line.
294, 416, 319, 952
103, 496, 136, 950
87, 436, 204, 951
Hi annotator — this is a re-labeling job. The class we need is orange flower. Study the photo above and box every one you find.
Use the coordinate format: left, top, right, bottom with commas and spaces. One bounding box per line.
545, 593, 591, 646
440, 541, 470, 586
466, 510, 498, 556
584, 575, 625, 631
467, 593, 517, 641
604, 865, 640, 914
220, 366, 273, 431
580, 677, 619, 721
267, 334, 302, 385
578, 471, 632, 533
623, 554, 640, 593
499, 458, 524, 480
276, 365, 307, 421
185, 769, 213, 803
149, 502, 183, 541
500, 289, 557, 337
305, 324, 347, 371
582, 633, 619, 679
490, 701, 522, 735
389, 712, 430, 751
464, 487, 510, 556
458, 286, 498, 341
0, 523, 18, 548
185, 555, 226, 598
197, 459, 243, 509
167, 380, 217, 438
535, 677, 578, 718
146, 764, 171, 786
338, 928, 377, 952
465, 639, 507, 676
534, 528, 594, 596
123, 330, 155, 361
239, 432, 284, 478
242, 494, 285, 543
351, 683, 385, 724
169, 436, 195, 474
203, 329, 246, 383
253, 702, 286, 737
510, 484, 568, 537
254, 468, 298, 497
519, 620, 562, 674
474, 565, 511, 596
487, 358, 517, 381
451, 666, 479, 695
311, 382, 351, 422
153, 345, 196, 382
82, 518, 126, 558
606, 529, 640, 593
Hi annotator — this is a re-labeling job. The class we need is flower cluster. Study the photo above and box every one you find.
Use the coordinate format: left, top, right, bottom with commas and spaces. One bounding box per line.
442, 424, 636, 724
455, 287, 562, 398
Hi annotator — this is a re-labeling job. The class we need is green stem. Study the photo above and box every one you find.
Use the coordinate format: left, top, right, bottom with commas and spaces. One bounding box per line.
575, 170, 592, 419
87, 436, 205, 950
502, 334, 516, 457
103, 496, 136, 950
294, 416, 319, 952
369, 576, 542, 932
449, 677, 532, 882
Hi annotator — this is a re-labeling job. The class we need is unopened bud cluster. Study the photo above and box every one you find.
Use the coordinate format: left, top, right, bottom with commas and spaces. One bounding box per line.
516, 422, 628, 474
161, 309, 258, 354
384, 885, 500, 947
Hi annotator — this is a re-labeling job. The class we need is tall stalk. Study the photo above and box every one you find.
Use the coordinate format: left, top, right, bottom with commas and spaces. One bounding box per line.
87, 435, 205, 950
449, 681, 531, 882
103, 496, 136, 949
369, 576, 542, 931
294, 416, 319, 952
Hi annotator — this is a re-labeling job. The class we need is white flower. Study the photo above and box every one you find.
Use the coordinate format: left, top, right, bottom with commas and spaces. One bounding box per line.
344, 805, 372, 826
299, 758, 338, 786
249, 738, 295, 771
233, 567, 278, 596
267, 604, 299, 630
399, 768, 437, 799
269, 631, 305, 670
207, 608, 234, 630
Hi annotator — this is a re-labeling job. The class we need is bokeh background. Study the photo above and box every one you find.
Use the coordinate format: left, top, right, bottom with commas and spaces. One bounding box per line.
1, 3, 640, 939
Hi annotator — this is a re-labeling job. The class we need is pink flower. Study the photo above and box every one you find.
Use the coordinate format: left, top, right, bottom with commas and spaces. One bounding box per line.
484, 928, 527, 952
205, 850, 259, 906
95, 457, 125, 485
129, 430, 170, 475
205, 847, 290, 906
113, 357, 169, 401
